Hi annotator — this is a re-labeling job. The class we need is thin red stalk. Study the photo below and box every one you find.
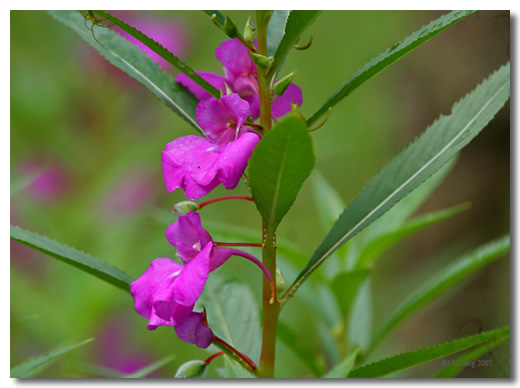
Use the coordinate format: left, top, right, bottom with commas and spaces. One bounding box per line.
214, 337, 257, 371
203, 351, 225, 365
244, 122, 264, 131
214, 242, 262, 248
197, 195, 254, 210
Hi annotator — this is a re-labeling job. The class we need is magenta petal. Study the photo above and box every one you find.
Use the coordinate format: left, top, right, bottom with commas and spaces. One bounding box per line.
243, 94, 260, 120
183, 174, 220, 200
173, 243, 211, 306
271, 83, 303, 118
174, 311, 214, 348
209, 247, 234, 272
215, 39, 255, 79
176, 71, 228, 101
166, 212, 212, 264
146, 309, 174, 330
218, 133, 261, 189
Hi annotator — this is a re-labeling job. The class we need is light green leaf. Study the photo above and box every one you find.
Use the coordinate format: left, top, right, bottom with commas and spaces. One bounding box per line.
11, 338, 93, 378
307, 10, 476, 125
48, 11, 201, 131
324, 348, 360, 378
93, 10, 219, 99
348, 279, 372, 351
223, 356, 257, 378
249, 114, 315, 231
267, 11, 290, 57
11, 225, 134, 292
269, 11, 321, 76
348, 327, 510, 378
371, 236, 510, 349
331, 269, 370, 318
356, 201, 472, 268
311, 170, 346, 233
435, 334, 509, 378
282, 63, 510, 305
123, 354, 176, 378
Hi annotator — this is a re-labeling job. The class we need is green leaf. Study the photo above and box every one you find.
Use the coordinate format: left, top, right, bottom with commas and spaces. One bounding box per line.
356, 202, 472, 268
307, 10, 476, 125
331, 269, 370, 318
348, 279, 373, 350
311, 170, 346, 233
348, 327, 509, 378
267, 11, 290, 57
282, 63, 510, 304
270, 11, 321, 76
371, 235, 510, 349
11, 225, 134, 292
123, 354, 176, 378
93, 10, 219, 99
48, 11, 201, 131
324, 348, 360, 378
11, 338, 93, 378
203, 10, 225, 24
435, 334, 509, 378
223, 357, 257, 378
249, 114, 315, 231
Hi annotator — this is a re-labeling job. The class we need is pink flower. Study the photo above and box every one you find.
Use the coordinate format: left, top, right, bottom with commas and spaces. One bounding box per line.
177, 39, 302, 120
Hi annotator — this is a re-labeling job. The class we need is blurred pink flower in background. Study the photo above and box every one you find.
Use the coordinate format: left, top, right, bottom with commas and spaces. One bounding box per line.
19, 156, 69, 203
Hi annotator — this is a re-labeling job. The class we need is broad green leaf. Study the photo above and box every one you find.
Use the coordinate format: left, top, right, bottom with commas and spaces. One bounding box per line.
307, 10, 476, 125
277, 320, 325, 376
348, 327, 509, 378
93, 10, 219, 99
48, 11, 201, 131
267, 11, 290, 57
223, 356, 256, 378
324, 348, 360, 378
356, 202, 472, 268
435, 334, 509, 378
270, 11, 321, 76
331, 269, 370, 318
123, 354, 176, 378
11, 338, 93, 378
249, 114, 315, 231
311, 170, 346, 233
371, 236, 510, 349
282, 63, 510, 304
11, 225, 134, 292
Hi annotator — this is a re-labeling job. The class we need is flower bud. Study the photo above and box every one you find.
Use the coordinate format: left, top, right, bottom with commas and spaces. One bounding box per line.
172, 200, 198, 215
276, 265, 286, 294
273, 72, 297, 97
249, 52, 273, 70
174, 360, 207, 378
243, 17, 255, 45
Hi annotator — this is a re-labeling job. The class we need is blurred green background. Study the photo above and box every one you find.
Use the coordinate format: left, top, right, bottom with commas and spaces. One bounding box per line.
10, 10, 509, 378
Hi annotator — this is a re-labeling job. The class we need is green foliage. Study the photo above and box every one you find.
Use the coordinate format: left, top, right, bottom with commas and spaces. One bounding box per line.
124, 355, 176, 378
10, 225, 134, 292
267, 11, 290, 57
270, 11, 321, 76
348, 327, 509, 378
324, 348, 360, 378
93, 10, 219, 99
283, 63, 510, 304
10, 166, 47, 196
11, 338, 93, 378
249, 114, 315, 231
48, 11, 201, 131
331, 269, 370, 318
371, 235, 510, 349
307, 10, 477, 125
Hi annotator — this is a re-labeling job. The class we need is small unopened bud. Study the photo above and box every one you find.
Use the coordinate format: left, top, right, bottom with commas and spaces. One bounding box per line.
172, 201, 198, 215
276, 265, 286, 295
174, 360, 207, 378
249, 52, 273, 70
223, 15, 240, 38
273, 71, 297, 97
243, 17, 255, 45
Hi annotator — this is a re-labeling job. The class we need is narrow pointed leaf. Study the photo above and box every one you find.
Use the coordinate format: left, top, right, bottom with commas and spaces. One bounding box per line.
48, 11, 201, 131
348, 327, 509, 378
93, 10, 219, 98
324, 348, 360, 378
270, 11, 321, 75
356, 201, 472, 268
371, 236, 510, 349
11, 338, 94, 378
249, 114, 315, 231
203, 10, 225, 24
267, 11, 290, 57
282, 63, 510, 304
11, 225, 134, 292
123, 355, 176, 378
307, 10, 476, 125
435, 334, 509, 378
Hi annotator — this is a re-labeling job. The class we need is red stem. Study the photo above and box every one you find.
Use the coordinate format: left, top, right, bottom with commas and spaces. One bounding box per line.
203, 351, 225, 365
214, 242, 262, 248
214, 336, 257, 370
197, 195, 254, 210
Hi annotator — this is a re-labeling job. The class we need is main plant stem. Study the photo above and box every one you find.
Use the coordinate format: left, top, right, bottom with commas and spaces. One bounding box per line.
255, 10, 279, 378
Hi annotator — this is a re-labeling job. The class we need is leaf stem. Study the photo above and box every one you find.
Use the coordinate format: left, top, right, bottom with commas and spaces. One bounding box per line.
197, 195, 254, 210
212, 336, 257, 373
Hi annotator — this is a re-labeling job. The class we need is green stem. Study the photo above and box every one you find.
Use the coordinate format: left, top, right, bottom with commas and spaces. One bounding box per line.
256, 10, 273, 133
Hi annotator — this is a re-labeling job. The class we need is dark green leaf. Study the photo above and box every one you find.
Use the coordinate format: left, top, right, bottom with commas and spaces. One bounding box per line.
249, 114, 315, 231
307, 10, 477, 125
348, 327, 509, 378
282, 63, 510, 304
371, 236, 510, 349
267, 11, 290, 57
93, 10, 219, 99
356, 202, 472, 268
203, 10, 225, 24
11, 338, 94, 378
123, 355, 176, 378
270, 11, 321, 76
48, 11, 201, 131
324, 348, 360, 378
435, 334, 509, 378
11, 225, 134, 292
